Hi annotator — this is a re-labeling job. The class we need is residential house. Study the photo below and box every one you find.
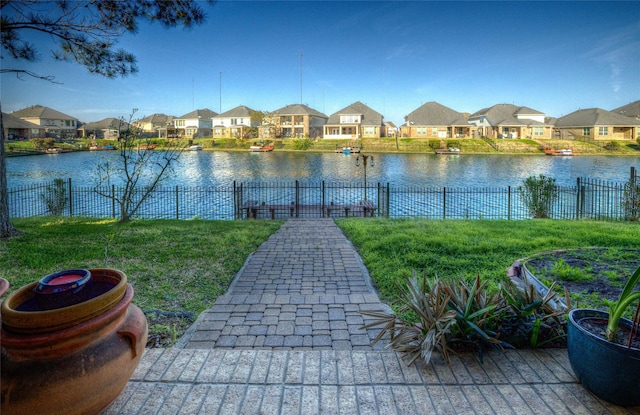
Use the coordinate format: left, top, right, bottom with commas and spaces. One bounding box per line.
211, 105, 260, 139
468, 104, 552, 139
612, 100, 640, 122
132, 113, 174, 138
384, 121, 398, 138
323, 101, 386, 139
173, 108, 217, 138
2, 112, 42, 140
10, 105, 78, 139
261, 104, 328, 139
401, 102, 471, 138
554, 108, 640, 140
78, 118, 129, 139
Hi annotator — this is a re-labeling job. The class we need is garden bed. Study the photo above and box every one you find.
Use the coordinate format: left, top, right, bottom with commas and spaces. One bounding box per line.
521, 247, 640, 311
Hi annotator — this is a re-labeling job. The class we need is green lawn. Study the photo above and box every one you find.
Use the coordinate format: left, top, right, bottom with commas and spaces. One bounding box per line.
336, 218, 640, 308
0, 217, 282, 315
2, 217, 638, 345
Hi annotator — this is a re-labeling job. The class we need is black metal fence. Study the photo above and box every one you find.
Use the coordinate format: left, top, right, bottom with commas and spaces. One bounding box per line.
8, 167, 639, 221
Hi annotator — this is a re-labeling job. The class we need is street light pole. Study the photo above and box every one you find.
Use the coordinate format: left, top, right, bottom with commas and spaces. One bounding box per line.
355, 154, 374, 200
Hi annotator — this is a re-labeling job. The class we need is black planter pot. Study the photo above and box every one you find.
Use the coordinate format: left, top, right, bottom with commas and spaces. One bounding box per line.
567, 309, 640, 407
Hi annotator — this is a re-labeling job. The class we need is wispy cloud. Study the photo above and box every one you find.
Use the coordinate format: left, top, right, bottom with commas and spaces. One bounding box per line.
584, 23, 640, 93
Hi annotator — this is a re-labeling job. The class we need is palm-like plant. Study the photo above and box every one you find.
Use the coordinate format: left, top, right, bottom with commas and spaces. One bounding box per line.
361, 271, 456, 365
606, 266, 640, 343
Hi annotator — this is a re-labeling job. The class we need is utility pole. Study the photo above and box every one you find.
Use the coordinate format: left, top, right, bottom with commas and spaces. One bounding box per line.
219, 71, 222, 114
300, 51, 303, 104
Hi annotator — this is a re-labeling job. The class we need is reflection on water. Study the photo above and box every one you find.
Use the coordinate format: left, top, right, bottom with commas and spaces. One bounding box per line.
7, 151, 639, 188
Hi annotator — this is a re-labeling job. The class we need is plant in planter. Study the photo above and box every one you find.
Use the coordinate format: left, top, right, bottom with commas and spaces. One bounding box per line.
567, 265, 640, 407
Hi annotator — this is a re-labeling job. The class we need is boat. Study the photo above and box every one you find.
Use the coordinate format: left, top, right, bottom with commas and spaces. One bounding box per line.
101, 145, 115, 150
139, 144, 157, 150
249, 142, 274, 152
342, 147, 352, 155
434, 147, 462, 154
544, 148, 574, 156
45, 148, 63, 154
189, 145, 203, 151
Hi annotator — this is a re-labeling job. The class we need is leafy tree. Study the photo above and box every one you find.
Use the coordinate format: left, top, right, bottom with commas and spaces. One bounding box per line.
0, 0, 211, 237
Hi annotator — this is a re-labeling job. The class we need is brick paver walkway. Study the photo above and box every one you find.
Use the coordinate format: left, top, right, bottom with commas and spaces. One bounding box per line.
103, 219, 638, 414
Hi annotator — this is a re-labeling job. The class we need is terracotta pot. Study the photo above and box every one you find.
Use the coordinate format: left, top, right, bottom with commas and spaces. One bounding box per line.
1, 268, 148, 415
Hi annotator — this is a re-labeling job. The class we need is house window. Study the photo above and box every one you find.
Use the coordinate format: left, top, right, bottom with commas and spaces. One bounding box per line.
340, 115, 360, 124
583, 127, 591, 136
533, 127, 544, 136
175, 120, 185, 127
598, 126, 609, 136
417, 127, 426, 135
231, 119, 237, 125
364, 127, 375, 136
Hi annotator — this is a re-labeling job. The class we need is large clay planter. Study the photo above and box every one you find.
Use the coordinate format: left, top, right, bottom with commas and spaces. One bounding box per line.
567, 309, 640, 407
1, 268, 148, 415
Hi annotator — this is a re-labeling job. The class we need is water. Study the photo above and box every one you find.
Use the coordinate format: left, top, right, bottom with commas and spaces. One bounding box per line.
7, 151, 639, 188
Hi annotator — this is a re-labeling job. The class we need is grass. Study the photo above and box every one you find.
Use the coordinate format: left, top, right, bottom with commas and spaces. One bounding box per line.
2, 217, 639, 345
0, 217, 282, 317
336, 218, 640, 308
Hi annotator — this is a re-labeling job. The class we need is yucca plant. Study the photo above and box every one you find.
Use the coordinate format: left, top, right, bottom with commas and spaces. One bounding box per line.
361, 271, 457, 365
441, 275, 508, 359
501, 274, 569, 348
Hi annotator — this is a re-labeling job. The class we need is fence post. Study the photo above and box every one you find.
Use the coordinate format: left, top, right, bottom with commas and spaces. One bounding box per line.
507, 186, 511, 220
67, 178, 73, 217
386, 182, 390, 217
443, 187, 447, 219
111, 184, 116, 219
175, 185, 179, 220
295, 180, 300, 218
233, 181, 237, 220
321, 181, 325, 215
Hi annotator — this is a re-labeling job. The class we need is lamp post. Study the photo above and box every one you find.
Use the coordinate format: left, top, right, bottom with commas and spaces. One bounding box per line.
355, 154, 374, 200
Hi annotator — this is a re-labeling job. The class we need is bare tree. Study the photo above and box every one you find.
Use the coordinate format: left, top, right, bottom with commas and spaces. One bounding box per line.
93, 109, 184, 223
0, 0, 211, 237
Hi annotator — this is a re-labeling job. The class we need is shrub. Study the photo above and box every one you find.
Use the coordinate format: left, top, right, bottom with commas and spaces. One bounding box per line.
604, 141, 621, 150
518, 175, 557, 218
622, 175, 640, 221
291, 137, 313, 150
362, 271, 569, 365
40, 178, 68, 215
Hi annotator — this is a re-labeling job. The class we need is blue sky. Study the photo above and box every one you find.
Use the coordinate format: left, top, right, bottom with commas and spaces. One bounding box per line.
1, 1, 639, 126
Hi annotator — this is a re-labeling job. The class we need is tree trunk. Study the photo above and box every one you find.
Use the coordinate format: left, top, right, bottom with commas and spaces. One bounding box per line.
0, 102, 21, 238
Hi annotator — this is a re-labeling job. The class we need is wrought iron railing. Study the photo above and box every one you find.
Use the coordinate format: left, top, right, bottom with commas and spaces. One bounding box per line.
7, 170, 638, 222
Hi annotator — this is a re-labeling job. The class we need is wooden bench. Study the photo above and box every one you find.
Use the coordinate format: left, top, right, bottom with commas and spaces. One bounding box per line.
249, 202, 295, 220
324, 200, 377, 217
241, 200, 259, 219
360, 200, 377, 217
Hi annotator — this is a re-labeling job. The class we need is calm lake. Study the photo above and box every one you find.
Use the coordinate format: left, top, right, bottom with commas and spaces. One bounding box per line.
7, 151, 639, 188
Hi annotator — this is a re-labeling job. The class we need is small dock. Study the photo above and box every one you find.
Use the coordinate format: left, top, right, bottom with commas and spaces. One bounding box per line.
241, 200, 376, 220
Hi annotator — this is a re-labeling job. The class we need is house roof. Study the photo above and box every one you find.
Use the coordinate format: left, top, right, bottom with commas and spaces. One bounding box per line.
555, 108, 640, 127
404, 102, 469, 126
326, 101, 383, 125
612, 100, 640, 119
80, 118, 129, 130
177, 108, 218, 120
469, 103, 545, 126
273, 104, 328, 119
216, 105, 255, 118
2, 112, 41, 129
11, 105, 77, 121
136, 113, 174, 124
